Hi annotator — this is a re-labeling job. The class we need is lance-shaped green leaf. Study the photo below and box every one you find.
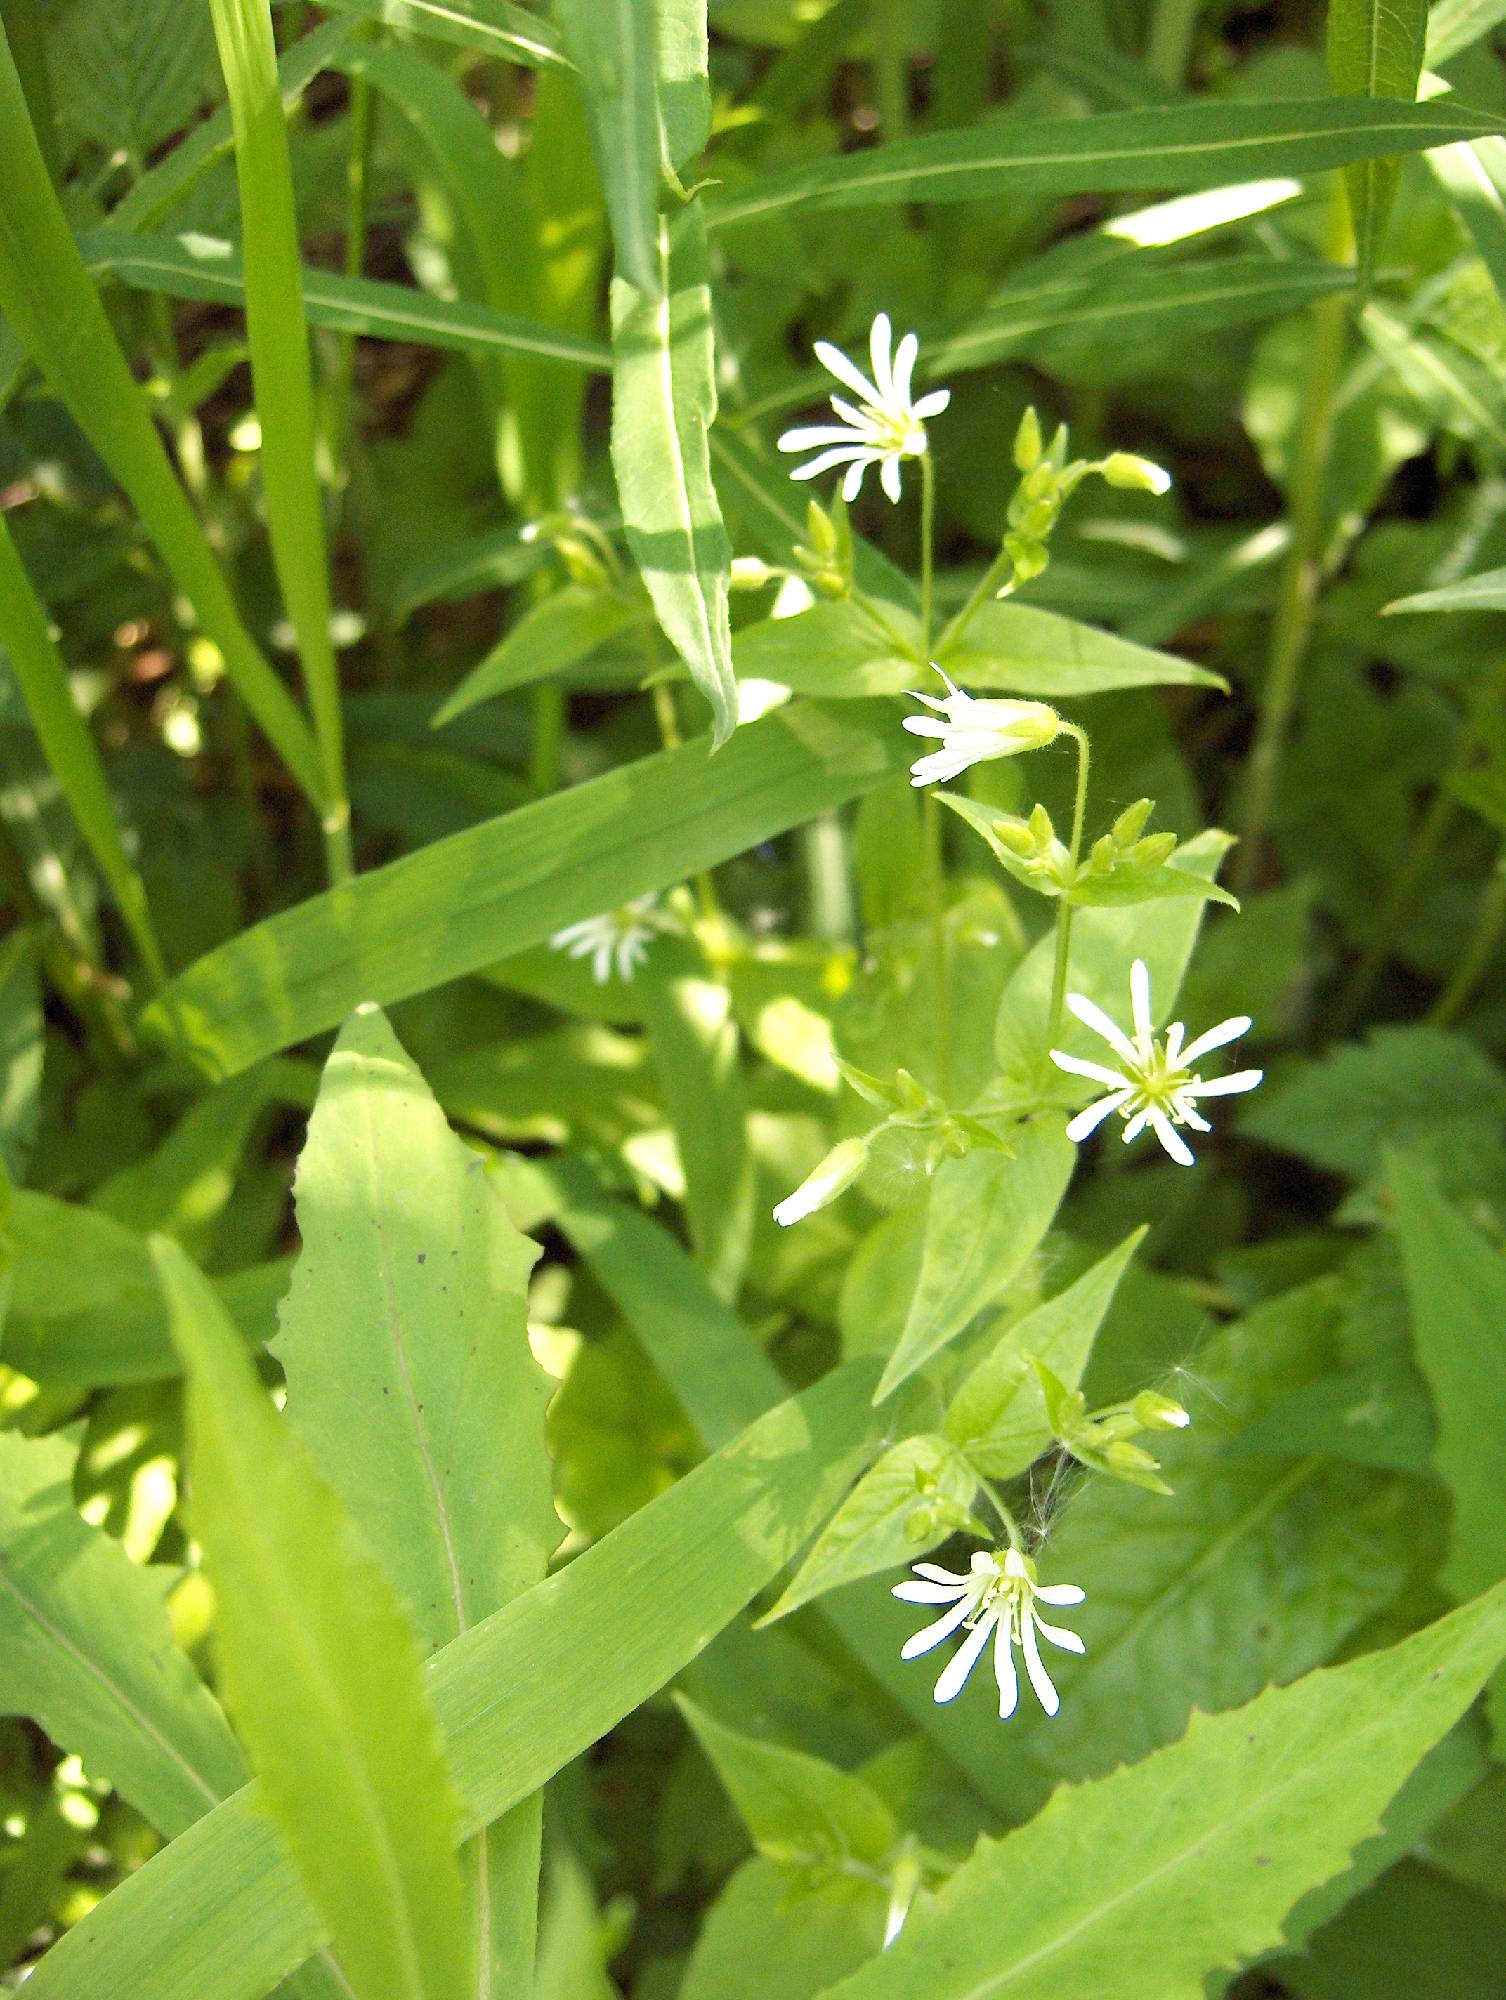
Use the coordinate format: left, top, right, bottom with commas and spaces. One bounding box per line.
557, 0, 660, 295
0, 30, 324, 809
1327, 0, 1429, 283
153, 1235, 470, 2000
1427, 0, 1506, 62
707, 97, 1506, 228
611, 208, 736, 743
1384, 565, 1506, 615
433, 588, 646, 725
875, 1122, 1076, 1402
0, 1427, 245, 1839
0, 927, 40, 1181
656, 0, 711, 173
677, 1696, 897, 1871
1389, 1153, 1506, 1609
140, 700, 905, 1081
19, 1357, 883, 2000
0, 515, 165, 985
817, 1583, 1506, 2000
761, 1433, 981, 1623
320, 0, 567, 68
944, 1229, 1145, 1478
275, 1005, 555, 1995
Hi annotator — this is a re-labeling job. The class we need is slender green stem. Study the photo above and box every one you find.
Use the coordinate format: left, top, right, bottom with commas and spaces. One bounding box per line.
871, 0, 907, 137
919, 449, 936, 657
1431, 843, 1506, 1027
332, 68, 374, 497
980, 1477, 1023, 1550
1233, 183, 1352, 899
852, 588, 921, 662
1043, 725, 1092, 1066
935, 547, 1014, 657
1145, 0, 1202, 86
530, 684, 564, 795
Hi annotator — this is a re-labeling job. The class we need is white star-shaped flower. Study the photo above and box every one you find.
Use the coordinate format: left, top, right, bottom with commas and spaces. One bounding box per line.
1050, 957, 1262, 1167
777, 312, 950, 503
550, 896, 661, 984
893, 1547, 1085, 1720
902, 665, 1061, 787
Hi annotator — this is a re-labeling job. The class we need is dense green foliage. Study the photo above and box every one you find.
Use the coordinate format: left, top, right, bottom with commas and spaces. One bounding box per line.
3, 1, 1506, 1996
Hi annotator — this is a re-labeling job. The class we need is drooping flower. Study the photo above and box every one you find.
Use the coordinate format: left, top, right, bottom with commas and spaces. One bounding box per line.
903, 665, 1062, 787
777, 312, 950, 504
893, 1547, 1085, 1720
550, 896, 661, 984
1050, 957, 1262, 1167
772, 1136, 871, 1228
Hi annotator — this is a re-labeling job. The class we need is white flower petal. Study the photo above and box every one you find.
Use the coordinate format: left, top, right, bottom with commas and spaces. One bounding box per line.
902, 716, 951, 739
1050, 1049, 1132, 1090
1149, 1110, 1196, 1166
880, 453, 904, 503
1065, 1090, 1133, 1143
777, 423, 867, 451
900, 1593, 975, 1660
842, 457, 869, 503
1032, 1613, 1086, 1655
892, 1580, 969, 1604
912, 387, 950, 420
1179, 1014, 1252, 1065
813, 338, 881, 406
1164, 1021, 1186, 1066
932, 1610, 996, 1704
914, 1562, 971, 1585
828, 394, 877, 432
1130, 958, 1154, 1045
1033, 1581, 1086, 1606
1187, 1067, 1263, 1098
892, 330, 919, 407
1121, 1107, 1151, 1143
869, 312, 894, 399
1020, 1616, 1060, 1717
1065, 992, 1140, 1067
787, 445, 870, 483
994, 1623, 1020, 1719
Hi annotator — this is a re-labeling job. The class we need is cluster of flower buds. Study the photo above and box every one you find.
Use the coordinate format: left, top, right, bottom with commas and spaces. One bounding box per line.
789, 495, 855, 599
999, 406, 1171, 598
902, 1462, 988, 1547
519, 505, 620, 591
1033, 1360, 1192, 1494
985, 795, 1177, 902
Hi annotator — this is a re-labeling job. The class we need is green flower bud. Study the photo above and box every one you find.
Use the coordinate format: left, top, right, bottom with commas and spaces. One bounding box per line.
771, 1136, 870, 1228
1101, 451, 1172, 496
1028, 802, 1056, 847
1112, 797, 1154, 846
1088, 834, 1116, 874
995, 817, 1037, 857
730, 556, 778, 590
1130, 831, 1179, 869
1131, 1389, 1192, 1432
1013, 405, 1043, 472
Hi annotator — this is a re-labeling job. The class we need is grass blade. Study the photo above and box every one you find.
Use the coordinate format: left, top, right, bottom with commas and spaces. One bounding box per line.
154, 1234, 471, 2000
319, 0, 567, 68
556, 0, 660, 295
209, 0, 352, 880
0, 514, 166, 986
140, 700, 907, 1080
707, 96, 1506, 226
0, 25, 326, 809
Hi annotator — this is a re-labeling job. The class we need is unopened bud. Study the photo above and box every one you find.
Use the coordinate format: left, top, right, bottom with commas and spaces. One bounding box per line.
730, 556, 778, 590
1028, 802, 1056, 847
1013, 405, 1043, 472
1130, 831, 1178, 869
771, 1137, 869, 1227
1088, 834, 1116, 874
1101, 451, 1172, 496
1131, 1390, 1192, 1431
995, 817, 1036, 857
1112, 797, 1154, 846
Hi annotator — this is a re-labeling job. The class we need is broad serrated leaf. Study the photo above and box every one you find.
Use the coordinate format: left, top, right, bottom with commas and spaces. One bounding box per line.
944, 1229, 1145, 1477
875, 1123, 1076, 1403
0, 1427, 245, 1838
1328, 0, 1429, 280
763, 1434, 980, 1622
817, 1583, 1506, 2000
274, 1004, 554, 1992
677, 1697, 897, 1871
611, 206, 737, 743
557, 0, 660, 295
153, 1235, 470, 2000
48, 0, 214, 167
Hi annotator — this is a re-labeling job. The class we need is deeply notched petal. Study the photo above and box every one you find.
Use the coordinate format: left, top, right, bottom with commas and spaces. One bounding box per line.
893, 1552, 1085, 1721
779, 311, 948, 503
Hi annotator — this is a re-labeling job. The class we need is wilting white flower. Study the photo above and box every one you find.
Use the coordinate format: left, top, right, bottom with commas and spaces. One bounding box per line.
1050, 957, 1262, 1167
550, 896, 661, 984
903, 665, 1061, 787
777, 312, 950, 504
772, 1137, 870, 1228
894, 1547, 1085, 1720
